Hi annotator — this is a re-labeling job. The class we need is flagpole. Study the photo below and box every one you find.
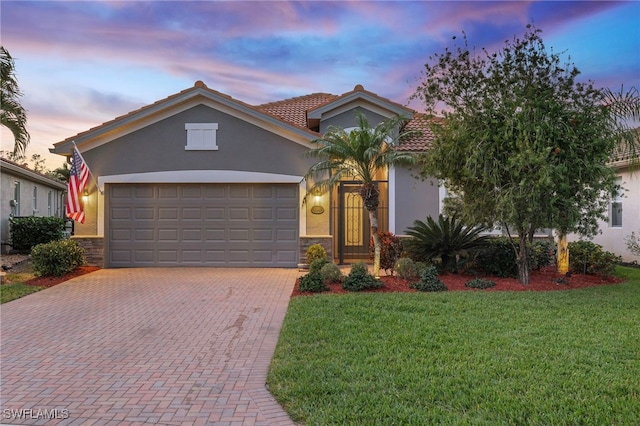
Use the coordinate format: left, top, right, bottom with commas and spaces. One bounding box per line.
71, 142, 103, 194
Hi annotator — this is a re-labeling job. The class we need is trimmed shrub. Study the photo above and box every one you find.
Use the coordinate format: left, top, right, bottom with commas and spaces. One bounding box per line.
474, 237, 556, 277
305, 244, 328, 264
309, 257, 331, 274
415, 261, 429, 277
298, 271, 329, 293
31, 239, 86, 277
529, 239, 556, 270
465, 278, 496, 289
369, 231, 403, 275
395, 257, 420, 280
410, 265, 447, 292
568, 240, 621, 276
319, 262, 342, 283
9, 216, 65, 252
342, 262, 382, 292
474, 237, 518, 277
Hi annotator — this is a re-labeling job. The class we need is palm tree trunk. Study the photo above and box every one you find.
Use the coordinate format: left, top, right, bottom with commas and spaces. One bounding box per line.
360, 182, 381, 278
368, 208, 381, 278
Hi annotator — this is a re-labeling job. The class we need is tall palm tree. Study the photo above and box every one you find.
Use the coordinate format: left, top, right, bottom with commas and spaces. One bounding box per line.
1, 46, 30, 155
602, 85, 639, 162
304, 111, 418, 277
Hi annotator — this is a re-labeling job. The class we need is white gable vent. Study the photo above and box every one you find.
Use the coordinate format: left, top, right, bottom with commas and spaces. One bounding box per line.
185, 123, 219, 150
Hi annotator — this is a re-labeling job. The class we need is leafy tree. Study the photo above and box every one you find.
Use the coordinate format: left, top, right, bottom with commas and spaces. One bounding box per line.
413, 26, 620, 284
304, 111, 417, 277
48, 162, 71, 182
1, 46, 30, 155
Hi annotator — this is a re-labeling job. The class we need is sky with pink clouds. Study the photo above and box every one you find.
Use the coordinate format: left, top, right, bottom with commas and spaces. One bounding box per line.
1, 1, 639, 168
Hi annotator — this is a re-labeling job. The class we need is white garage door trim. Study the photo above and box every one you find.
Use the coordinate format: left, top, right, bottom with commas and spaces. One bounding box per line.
106, 182, 300, 267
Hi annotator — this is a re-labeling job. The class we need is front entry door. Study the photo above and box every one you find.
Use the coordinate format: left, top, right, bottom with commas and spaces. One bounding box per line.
338, 183, 371, 263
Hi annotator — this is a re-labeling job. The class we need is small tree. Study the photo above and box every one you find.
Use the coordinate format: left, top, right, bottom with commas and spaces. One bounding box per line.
414, 25, 621, 284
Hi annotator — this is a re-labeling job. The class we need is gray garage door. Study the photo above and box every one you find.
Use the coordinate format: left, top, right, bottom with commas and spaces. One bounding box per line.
106, 183, 299, 267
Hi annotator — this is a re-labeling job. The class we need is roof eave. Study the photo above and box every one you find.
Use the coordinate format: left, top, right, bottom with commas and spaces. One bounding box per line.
307, 90, 413, 122
51, 84, 318, 156
0, 159, 67, 189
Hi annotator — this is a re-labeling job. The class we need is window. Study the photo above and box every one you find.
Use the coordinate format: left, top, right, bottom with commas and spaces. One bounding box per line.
185, 123, 219, 150
33, 186, 38, 212
48, 191, 53, 216
13, 181, 20, 216
611, 177, 622, 227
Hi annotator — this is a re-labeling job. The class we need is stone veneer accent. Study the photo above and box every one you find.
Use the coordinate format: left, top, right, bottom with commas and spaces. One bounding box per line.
72, 236, 104, 268
299, 235, 333, 265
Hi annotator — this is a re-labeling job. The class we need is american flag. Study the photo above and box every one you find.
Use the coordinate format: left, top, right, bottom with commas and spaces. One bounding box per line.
66, 147, 90, 223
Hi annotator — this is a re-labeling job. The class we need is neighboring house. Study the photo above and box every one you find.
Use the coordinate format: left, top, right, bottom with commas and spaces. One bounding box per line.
569, 138, 640, 263
50, 82, 439, 268
0, 157, 67, 254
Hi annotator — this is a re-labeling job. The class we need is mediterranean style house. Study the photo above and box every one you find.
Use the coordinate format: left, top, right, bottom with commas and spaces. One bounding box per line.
50, 82, 439, 268
0, 157, 67, 254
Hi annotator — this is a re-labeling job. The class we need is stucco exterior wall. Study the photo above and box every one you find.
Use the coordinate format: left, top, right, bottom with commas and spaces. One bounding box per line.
392, 167, 439, 235
305, 190, 330, 235
570, 167, 640, 263
319, 107, 388, 134
81, 105, 316, 179
71, 189, 99, 236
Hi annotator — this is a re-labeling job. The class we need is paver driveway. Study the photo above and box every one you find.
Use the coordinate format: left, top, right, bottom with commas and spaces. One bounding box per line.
1, 268, 299, 425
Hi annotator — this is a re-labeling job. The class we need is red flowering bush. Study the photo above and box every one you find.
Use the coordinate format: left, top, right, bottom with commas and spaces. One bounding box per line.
370, 232, 402, 275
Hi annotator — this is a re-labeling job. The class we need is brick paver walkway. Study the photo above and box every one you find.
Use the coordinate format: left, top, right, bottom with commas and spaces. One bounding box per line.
1, 268, 298, 425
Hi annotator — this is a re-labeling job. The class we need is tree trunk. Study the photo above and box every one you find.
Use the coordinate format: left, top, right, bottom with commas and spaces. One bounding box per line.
557, 232, 569, 274
360, 182, 381, 278
517, 234, 530, 285
369, 208, 381, 279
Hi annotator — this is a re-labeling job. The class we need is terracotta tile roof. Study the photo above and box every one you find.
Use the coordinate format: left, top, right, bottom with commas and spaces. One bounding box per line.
610, 129, 640, 166
257, 87, 434, 151
397, 114, 437, 152
256, 93, 338, 128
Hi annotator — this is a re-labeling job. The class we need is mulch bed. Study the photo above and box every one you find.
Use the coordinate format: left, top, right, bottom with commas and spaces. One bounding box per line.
25, 266, 101, 288
19, 264, 625, 293
292, 266, 624, 297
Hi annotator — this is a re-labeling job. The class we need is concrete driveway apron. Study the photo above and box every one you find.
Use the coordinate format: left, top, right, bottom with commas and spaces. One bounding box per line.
1, 268, 299, 426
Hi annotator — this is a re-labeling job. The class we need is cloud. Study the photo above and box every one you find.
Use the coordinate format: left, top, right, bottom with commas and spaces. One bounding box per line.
2, 0, 637, 166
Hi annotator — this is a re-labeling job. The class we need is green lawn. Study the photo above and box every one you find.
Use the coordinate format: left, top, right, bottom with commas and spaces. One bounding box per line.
268, 266, 640, 425
0, 270, 45, 304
